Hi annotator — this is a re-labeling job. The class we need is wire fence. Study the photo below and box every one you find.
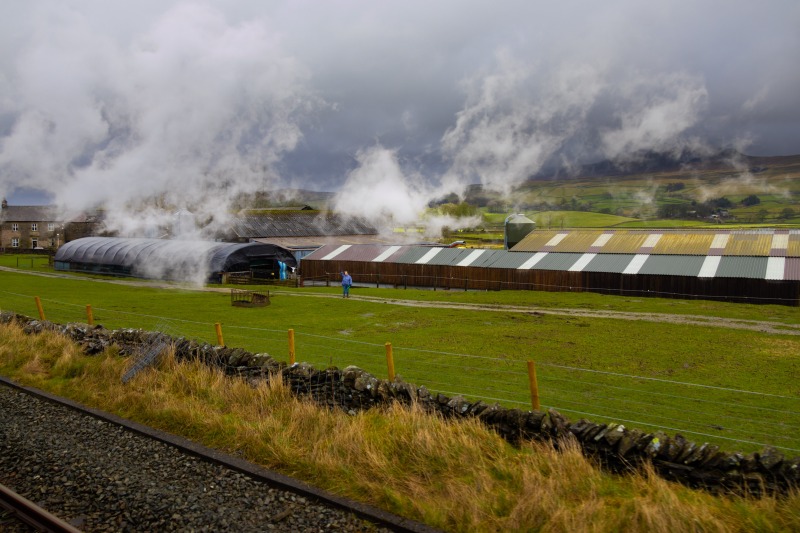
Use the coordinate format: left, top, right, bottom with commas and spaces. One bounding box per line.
2, 287, 800, 455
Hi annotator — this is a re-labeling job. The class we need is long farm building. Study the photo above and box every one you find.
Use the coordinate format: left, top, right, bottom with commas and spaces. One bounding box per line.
300, 229, 800, 306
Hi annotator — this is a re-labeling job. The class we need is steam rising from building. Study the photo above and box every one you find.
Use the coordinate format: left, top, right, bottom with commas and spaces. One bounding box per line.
1, 1, 798, 236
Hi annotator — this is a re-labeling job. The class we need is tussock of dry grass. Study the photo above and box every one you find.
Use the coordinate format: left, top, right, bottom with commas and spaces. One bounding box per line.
2, 321, 800, 532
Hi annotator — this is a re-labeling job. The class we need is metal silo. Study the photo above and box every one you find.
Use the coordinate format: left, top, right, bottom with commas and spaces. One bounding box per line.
504, 214, 536, 250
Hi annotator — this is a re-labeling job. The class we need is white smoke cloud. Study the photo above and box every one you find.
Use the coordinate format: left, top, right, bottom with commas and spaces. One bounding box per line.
331, 145, 432, 225
600, 71, 709, 159
440, 51, 605, 196
3, 0, 794, 236
0, 3, 319, 235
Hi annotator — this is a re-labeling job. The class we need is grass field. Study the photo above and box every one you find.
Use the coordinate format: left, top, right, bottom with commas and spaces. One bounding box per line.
4, 324, 800, 532
2, 265, 800, 455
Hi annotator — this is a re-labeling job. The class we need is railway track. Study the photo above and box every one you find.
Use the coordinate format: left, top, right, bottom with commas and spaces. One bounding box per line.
0, 482, 81, 532
0, 378, 439, 533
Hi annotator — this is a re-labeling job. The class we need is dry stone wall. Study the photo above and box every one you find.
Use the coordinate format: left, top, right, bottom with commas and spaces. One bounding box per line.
3, 311, 798, 497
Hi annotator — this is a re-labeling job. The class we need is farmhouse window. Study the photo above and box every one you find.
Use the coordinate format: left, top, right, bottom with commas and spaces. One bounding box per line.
11, 238, 19, 248
48, 223, 55, 231
11, 223, 18, 231
31, 223, 38, 231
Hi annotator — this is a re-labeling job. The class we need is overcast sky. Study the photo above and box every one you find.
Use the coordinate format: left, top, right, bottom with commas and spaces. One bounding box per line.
1, 0, 798, 224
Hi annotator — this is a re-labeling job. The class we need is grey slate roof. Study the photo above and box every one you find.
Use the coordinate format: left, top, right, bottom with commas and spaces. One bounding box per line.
0, 205, 59, 222
230, 213, 377, 239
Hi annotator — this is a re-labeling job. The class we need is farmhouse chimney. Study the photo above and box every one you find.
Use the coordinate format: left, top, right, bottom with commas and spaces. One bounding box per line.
1, 198, 6, 209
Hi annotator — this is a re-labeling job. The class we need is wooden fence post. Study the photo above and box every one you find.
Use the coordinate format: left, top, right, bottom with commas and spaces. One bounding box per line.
34, 296, 45, 321
215, 322, 224, 346
385, 342, 395, 381
527, 360, 540, 411
288, 328, 296, 365
86, 305, 94, 326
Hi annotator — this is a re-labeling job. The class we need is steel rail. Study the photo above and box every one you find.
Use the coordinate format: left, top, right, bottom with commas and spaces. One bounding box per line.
0, 377, 440, 533
0, 481, 82, 533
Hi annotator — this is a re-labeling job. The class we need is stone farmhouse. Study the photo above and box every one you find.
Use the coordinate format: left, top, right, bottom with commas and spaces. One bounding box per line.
0, 199, 103, 252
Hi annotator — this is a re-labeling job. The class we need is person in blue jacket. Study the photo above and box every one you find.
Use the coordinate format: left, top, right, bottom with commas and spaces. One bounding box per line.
341, 270, 352, 298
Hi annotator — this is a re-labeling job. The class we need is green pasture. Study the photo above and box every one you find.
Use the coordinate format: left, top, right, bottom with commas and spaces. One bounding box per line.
2, 267, 800, 454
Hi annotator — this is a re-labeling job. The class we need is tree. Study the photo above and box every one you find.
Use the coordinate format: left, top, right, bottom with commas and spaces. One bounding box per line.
779, 207, 795, 220
757, 209, 769, 223
741, 195, 761, 207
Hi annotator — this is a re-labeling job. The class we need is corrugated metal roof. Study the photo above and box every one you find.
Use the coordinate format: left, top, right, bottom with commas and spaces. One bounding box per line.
491, 251, 537, 269
394, 247, 438, 264
478, 250, 508, 268
551, 231, 605, 252
303, 244, 341, 260
623, 254, 649, 274
334, 245, 391, 262
724, 233, 773, 256
788, 235, 800, 258
785, 258, 800, 281
715, 256, 769, 279
422, 248, 472, 266
373, 245, 403, 262
303, 243, 800, 281
581, 254, 636, 274
512, 231, 564, 250
765, 257, 786, 280
637, 255, 706, 276
514, 252, 547, 270
595, 233, 650, 254
698, 256, 722, 278
320, 245, 351, 260
456, 249, 487, 267
511, 229, 800, 258
568, 253, 597, 272
531, 252, 584, 271
651, 233, 715, 255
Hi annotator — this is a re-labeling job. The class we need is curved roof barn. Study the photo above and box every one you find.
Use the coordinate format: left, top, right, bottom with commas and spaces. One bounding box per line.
54, 237, 296, 281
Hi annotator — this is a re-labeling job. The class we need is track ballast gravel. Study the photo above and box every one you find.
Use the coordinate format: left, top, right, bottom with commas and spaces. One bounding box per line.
0, 383, 399, 532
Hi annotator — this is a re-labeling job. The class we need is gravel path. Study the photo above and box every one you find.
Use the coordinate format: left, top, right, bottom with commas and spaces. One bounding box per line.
0, 383, 403, 532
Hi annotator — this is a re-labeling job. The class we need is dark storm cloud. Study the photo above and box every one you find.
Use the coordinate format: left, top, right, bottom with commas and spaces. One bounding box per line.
1, 0, 798, 224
